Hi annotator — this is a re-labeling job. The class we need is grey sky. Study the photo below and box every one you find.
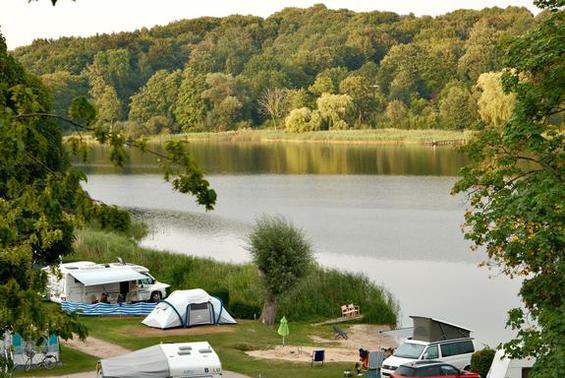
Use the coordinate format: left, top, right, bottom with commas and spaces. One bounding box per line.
1, 0, 539, 50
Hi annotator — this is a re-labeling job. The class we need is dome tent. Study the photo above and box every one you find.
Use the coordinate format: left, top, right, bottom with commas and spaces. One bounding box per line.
142, 289, 236, 329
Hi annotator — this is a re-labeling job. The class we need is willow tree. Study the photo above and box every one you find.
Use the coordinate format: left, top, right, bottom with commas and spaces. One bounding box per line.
247, 216, 314, 325
0, 31, 215, 370
453, 1, 564, 376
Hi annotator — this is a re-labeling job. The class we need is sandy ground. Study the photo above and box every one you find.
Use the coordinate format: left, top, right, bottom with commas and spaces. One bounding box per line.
61, 336, 129, 359
122, 324, 236, 337
247, 324, 397, 363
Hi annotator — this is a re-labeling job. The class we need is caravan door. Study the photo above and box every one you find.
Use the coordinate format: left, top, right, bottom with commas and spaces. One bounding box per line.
187, 303, 213, 326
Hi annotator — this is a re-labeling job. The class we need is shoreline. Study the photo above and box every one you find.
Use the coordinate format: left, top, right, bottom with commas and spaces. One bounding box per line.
66, 129, 470, 146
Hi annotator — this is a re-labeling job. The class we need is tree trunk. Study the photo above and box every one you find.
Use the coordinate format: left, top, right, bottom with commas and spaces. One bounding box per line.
260, 296, 278, 325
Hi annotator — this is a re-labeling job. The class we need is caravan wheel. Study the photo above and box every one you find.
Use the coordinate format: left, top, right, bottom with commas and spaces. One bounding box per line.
150, 291, 162, 303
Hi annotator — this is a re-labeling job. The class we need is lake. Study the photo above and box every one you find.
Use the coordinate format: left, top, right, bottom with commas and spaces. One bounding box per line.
80, 141, 521, 347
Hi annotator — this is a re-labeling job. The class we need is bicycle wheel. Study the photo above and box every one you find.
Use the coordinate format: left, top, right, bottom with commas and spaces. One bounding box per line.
42, 355, 58, 369
24, 358, 33, 372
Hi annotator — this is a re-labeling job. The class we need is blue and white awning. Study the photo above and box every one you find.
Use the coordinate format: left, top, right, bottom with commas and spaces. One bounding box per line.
68, 268, 146, 286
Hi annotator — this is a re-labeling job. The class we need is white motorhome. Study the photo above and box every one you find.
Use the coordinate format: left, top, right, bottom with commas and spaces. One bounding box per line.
97, 342, 222, 378
487, 349, 535, 378
43, 261, 169, 304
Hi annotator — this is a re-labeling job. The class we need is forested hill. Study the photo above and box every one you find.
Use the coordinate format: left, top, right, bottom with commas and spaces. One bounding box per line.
12, 4, 537, 135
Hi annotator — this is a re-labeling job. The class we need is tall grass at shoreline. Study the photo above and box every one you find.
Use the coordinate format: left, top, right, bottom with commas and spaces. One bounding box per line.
72, 228, 398, 325
66, 128, 469, 146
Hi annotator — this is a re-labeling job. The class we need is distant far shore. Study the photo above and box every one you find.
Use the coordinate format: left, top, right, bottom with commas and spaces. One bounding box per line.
141, 128, 470, 146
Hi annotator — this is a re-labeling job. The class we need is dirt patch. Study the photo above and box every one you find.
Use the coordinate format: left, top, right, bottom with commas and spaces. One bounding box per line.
246, 324, 397, 363
311, 324, 397, 349
121, 324, 236, 337
61, 336, 130, 359
247, 344, 358, 363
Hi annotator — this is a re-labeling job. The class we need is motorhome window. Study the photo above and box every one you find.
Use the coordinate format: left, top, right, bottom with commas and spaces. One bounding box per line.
423, 345, 438, 359
394, 343, 426, 359
140, 273, 154, 285
191, 303, 209, 310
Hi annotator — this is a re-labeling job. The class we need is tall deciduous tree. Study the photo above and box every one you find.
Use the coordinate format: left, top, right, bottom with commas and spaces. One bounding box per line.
258, 88, 287, 130
438, 81, 478, 130
247, 215, 314, 325
474, 72, 516, 128
0, 32, 216, 372
316, 93, 353, 130
453, 2, 564, 376
174, 69, 207, 131
129, 69, 183, 127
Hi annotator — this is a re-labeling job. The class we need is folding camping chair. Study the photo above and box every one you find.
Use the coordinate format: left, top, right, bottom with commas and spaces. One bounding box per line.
311, 349, 325, 367
341, 305, 353, 317
332, 325, 348, 340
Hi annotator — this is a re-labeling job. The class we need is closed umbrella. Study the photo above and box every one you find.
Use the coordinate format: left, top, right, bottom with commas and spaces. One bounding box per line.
277, 316, 289, 345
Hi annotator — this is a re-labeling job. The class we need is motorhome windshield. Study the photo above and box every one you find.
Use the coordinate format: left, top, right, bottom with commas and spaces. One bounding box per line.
394, 343, 426, 359
140, 272, 155, 285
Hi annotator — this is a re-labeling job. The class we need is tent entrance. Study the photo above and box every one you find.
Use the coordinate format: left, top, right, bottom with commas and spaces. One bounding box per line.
186, 302, 214, 326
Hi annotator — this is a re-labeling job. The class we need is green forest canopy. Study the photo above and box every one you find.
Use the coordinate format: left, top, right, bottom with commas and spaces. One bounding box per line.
12, 4, 540, 134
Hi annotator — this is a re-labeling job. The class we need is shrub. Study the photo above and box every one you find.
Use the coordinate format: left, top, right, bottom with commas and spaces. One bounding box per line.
229, 302, 261, 320
209, 287, 230, 307
471, 348, 496, 377
285, 107, 321, 132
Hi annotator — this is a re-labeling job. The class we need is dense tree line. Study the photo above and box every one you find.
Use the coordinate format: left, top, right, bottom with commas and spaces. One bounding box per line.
14, 5, 537, 135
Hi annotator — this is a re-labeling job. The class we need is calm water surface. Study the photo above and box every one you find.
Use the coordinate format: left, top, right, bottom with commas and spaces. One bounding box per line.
80, 142, 521, 346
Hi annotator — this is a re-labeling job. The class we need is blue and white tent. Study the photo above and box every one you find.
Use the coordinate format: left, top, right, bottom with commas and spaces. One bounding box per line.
142, 289, 236, 329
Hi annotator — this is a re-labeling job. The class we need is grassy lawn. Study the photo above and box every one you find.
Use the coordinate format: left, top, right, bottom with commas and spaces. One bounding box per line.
70, 316, 357, 378
16, 345, 99, 377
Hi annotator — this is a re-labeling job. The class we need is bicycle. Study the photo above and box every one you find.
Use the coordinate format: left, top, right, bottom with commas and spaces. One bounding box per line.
23, 347, 58, 371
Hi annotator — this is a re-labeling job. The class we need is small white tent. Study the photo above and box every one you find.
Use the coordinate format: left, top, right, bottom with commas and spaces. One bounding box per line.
142, 289, 236, 329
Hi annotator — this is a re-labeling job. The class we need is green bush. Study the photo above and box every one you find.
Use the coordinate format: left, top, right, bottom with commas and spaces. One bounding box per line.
229, 302, 262, 320
471, 348, 496, 377
210, 287, 230, 307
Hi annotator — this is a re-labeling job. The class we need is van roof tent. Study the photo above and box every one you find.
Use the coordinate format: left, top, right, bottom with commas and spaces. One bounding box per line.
410, 316, 472, 342
68, 267, 146, 286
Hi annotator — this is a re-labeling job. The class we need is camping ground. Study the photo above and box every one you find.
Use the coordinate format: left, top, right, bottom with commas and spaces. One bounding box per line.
18, 317, 396, 378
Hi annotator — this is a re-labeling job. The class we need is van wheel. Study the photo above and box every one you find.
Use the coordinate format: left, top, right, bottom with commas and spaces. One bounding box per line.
150, 292, 162, 303
463, 365, 471, 371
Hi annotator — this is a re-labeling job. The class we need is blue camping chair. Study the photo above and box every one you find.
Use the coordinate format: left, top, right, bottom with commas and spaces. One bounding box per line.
311, 349, 325, 367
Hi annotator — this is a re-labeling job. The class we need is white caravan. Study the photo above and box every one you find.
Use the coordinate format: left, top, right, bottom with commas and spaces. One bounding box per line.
98, 342, 222, 378
487, 349, 535, 378
44, 261, 169, 304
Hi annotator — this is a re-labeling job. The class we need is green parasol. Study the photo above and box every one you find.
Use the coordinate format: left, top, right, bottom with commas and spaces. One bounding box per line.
277, 316, 289, 345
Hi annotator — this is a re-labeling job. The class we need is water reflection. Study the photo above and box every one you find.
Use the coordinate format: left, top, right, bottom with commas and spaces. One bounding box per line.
76, 142, 467, 176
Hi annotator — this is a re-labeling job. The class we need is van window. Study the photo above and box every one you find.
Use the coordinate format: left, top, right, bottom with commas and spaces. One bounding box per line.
440, 341, 474, 357
395, 343, 426, 359
423, 345, 438, 359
